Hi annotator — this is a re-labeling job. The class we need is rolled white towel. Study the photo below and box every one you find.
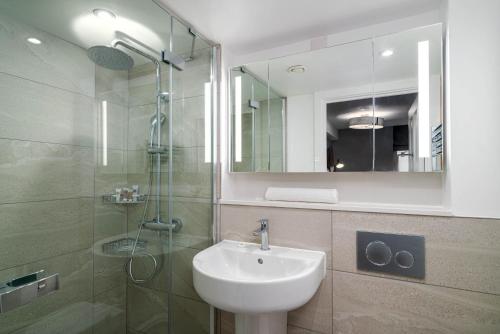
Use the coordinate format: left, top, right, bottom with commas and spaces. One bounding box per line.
264, 187, 339, 204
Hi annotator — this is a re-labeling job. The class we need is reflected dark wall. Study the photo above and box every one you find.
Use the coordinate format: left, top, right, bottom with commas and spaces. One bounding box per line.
331, 129, 373, 171
374, 127, 395, 171
331, 125, 408, 172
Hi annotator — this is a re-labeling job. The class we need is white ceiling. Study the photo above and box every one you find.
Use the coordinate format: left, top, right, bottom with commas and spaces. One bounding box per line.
160, 0, 443, 54
244, 24, 442, 97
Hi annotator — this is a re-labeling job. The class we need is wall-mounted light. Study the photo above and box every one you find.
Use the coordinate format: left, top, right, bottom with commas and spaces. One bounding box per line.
349, 116, 384, 129
102, 101, 108, 166
204, 82, 212, 163
418, 40, 430, 158
92, 8, 116, 21
234, 76, 242, 162
26, 37, 42, 45
381, 49, 394, 57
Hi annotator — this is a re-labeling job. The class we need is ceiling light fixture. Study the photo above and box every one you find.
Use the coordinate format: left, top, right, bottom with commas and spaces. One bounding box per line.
287, 65, 306, 73
92, 8, 116, 20
26, 37, 42, 45
335, 160, 345, 169
349, 116, 384, 130
381, 49, 394, 57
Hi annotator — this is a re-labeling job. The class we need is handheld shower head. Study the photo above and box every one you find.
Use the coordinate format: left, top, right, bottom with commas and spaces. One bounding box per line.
149, 113, 167, 148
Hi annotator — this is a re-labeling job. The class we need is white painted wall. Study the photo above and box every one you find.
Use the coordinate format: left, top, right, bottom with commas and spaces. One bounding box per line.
286, 94, 315, 172
221, 11, 446, 210
221, 4, 500, 218
446, 0, 500, 218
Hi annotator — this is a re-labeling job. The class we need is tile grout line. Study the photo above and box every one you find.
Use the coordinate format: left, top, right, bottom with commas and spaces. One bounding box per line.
0, 70, 95, 99
0, 246, 92, 274
0, 196, 94, 206
0, 136, 95, 150
332, 269, 500, 297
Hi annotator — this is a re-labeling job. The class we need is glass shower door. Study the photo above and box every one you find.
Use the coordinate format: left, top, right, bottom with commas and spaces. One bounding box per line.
0, 1, 214, 333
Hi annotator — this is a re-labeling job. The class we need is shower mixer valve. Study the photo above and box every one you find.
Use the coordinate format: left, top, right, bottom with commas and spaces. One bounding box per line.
140, 217, 183, 233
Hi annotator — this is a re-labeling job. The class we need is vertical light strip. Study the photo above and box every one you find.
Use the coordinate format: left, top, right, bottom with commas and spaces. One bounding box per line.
102, 100, 108, 166
234, 76, 242, 162
418, 40, 430, 158
204, 82, 212, 163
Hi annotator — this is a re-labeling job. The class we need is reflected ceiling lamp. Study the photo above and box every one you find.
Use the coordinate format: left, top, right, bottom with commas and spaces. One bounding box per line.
335, 160, 344, 169
348, 116, 384, 129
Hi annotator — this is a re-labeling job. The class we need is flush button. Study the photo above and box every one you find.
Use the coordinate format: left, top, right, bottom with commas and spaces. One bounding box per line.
357, 231, 425, 279
395, 250, 415, 269
365, 241, 392, 266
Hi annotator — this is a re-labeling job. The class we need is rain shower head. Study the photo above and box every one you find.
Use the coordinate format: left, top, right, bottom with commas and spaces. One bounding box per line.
87, 45, 134, 70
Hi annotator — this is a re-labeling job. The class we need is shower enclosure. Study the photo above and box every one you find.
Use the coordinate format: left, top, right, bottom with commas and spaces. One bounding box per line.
0, 0, 217, 333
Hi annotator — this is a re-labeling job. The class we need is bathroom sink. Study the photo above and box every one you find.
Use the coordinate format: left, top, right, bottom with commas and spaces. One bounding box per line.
193, 239, 326, 322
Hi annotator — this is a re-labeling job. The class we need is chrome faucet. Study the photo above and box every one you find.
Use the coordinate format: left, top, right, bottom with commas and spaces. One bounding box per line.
253, 218, 270, 251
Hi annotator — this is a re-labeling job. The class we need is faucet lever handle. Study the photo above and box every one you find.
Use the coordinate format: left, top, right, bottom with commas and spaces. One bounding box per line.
253, 218, 269, 236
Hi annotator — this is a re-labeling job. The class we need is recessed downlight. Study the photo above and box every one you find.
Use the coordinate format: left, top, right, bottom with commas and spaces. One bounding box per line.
381, 49, 394, 57
27, 37, 42, 45
92, 8, 116, 20
287, 65, 306, 73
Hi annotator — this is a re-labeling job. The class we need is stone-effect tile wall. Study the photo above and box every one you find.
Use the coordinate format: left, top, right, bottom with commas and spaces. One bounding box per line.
219, 205, 500, 334
0, 13, 97, 334
93, 64, 130, 334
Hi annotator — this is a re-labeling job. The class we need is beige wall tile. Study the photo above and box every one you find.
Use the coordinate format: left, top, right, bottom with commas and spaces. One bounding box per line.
93, 287, 127, 334
0, 139, 94, 203
0, 13, 94, 97
13, 302, 94, 334
332, 270, 500, 334
172, 295, 210, 334
331, 211, 500, 294
221, 205, 332, 269
172, 246, 202, 300
93, 201, 127, 295
0, 73, 95, 148
95, 66, 129, 107
94, 200, 127, 242
93, 251, 127, 296
0, 250, 93, 333
0, 198, 92, 271
173, 197, 213, 249
287, 325, 322, 334
173, 147, 212, 199
288, 270, 333, 334
127, 284, 169, 334
172, 96, 205, 148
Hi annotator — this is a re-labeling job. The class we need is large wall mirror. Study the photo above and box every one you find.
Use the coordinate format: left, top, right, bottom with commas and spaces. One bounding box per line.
230, 24, 443, 173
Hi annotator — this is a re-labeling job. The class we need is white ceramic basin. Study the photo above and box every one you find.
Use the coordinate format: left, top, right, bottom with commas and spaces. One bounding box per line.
192, 240, 326, 314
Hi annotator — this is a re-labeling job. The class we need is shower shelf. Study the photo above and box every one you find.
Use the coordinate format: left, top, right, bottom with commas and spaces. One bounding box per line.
102, 194, 147, 204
